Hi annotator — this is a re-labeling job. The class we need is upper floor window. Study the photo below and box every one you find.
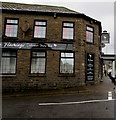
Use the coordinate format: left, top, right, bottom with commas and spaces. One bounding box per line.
60, 52, 75, 74
62, 22, 74, 40
34, 20, 47, 39
30, 51, 46, 74
5, 18, 18, 37
86, 26, 94, 43
1, 50, 17, 74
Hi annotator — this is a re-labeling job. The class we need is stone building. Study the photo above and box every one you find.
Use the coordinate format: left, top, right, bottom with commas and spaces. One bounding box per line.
1, 2, 102, 92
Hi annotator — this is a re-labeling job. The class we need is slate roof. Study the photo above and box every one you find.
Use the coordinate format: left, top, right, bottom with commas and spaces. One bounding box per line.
1, 2, 101, 28
1, 2, 80, 15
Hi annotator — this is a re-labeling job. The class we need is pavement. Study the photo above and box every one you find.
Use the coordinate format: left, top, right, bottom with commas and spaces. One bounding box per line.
2, 76, 116, 119
2, 76, 115, 98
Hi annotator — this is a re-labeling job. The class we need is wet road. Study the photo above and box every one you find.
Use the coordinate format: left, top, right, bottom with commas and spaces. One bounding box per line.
2, 91, 116, 119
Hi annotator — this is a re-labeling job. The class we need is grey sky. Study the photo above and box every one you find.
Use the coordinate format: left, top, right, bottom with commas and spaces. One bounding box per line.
1, 0, 115, 54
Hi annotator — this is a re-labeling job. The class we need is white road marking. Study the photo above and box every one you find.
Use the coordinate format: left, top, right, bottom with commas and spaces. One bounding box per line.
108, 91, 113, 100
39, 99, 116, 106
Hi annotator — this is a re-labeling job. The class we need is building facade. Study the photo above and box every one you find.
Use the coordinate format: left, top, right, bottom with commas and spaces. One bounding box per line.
1, 2, 102, 92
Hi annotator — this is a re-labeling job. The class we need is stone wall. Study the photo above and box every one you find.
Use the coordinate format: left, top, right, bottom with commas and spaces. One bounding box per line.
2, 12, 101, 92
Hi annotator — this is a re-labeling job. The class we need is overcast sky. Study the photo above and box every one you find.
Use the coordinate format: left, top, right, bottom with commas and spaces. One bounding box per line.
1, 0, 115, 54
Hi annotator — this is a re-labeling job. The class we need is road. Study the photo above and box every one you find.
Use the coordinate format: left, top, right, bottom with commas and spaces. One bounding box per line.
2, 90, 116, 119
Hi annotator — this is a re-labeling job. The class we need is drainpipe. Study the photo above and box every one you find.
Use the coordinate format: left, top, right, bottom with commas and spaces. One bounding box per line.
112, 60, 115, 78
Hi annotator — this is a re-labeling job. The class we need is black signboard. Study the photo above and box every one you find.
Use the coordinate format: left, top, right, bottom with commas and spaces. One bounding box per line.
0, 42, 73, 51
86, 53, 94, 82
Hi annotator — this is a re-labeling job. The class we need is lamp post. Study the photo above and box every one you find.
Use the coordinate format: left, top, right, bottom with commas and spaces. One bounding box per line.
101, 30, 109, 77
101, 31, 115, 84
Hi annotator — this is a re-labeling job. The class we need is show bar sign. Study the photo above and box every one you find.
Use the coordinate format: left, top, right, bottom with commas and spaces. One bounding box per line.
86, 53, 94, 82
0, 42, 73, 51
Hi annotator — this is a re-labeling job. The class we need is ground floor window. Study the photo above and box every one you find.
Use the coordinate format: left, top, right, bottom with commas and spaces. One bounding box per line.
60, 52, 74, 74
1, 50, 17, 74
31, 51, 46, 74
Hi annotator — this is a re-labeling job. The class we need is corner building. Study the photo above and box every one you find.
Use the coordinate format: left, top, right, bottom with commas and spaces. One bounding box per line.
1, 2, 102, 92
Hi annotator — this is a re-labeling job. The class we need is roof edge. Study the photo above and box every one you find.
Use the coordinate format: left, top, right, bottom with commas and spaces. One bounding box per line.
1, 2, 101, 26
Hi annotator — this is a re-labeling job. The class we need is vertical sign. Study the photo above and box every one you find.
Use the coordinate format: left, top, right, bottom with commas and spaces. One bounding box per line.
86, 53, 94, 82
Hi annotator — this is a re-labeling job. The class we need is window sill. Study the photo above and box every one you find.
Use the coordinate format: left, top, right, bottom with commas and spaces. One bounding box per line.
1, 74, 16, 78
31, 38, 47, 41
2, 36, 18, 40
28, 74, 46, 77
61, 39, 75, 42
58, 74, 75, 77
86, 42, 94, 45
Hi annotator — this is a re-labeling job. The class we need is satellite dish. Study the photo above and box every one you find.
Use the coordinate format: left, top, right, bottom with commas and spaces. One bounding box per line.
21, 21, 30, 32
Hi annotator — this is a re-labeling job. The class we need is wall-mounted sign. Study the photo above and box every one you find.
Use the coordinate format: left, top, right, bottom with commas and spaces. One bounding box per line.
0, 42, 73, 51
86, 53, 94, 82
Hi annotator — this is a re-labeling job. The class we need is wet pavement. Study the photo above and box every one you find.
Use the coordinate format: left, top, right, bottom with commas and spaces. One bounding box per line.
2, 77, 116, 119
2, 76, 115, 98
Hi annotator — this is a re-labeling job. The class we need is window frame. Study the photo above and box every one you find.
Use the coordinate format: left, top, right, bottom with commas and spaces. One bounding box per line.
1, 50, 17, 75
86, 25, 94, 44
33, 20, 47, 40
4, 18, 19, 38
62, 21, 75, 41
59, 51, 75, 74
30, 51, 47, 74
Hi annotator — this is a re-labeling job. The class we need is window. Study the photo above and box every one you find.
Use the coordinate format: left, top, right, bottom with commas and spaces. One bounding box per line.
34, 20, 47, 38
5, 18, 18, 37
31, 51, 46, 74
1, 51, 17, 74
62, 22, 74, 40
60, 52, 74, 74
86, 26, 94, 43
